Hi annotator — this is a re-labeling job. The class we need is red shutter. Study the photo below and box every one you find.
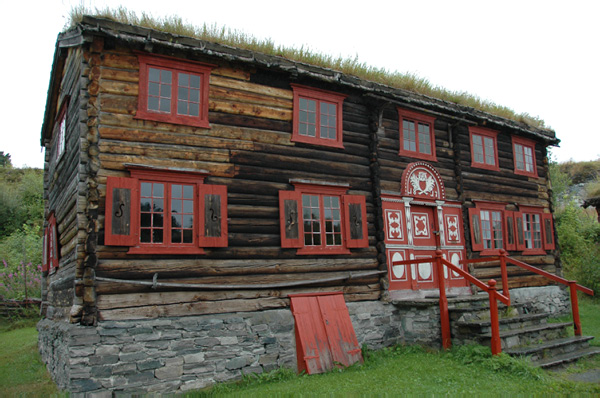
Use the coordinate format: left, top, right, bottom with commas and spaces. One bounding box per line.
48, 213, 59, 272
198, 184, 228, 247
514, 211, 526, 251
279, 190, 303, 248
105, 177, 139, 246
468, 207, 484, 251
504, 211, 517, 251
42, 227, 49, 273
342, 195, 368, 248
542, 212, 556, 250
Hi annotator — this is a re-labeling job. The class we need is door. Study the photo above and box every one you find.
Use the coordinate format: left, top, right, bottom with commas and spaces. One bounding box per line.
410, 205, 438, 289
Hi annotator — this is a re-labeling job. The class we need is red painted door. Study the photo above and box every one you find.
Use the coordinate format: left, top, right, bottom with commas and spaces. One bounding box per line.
290, 293, 362, 374
411, 206, 438, 289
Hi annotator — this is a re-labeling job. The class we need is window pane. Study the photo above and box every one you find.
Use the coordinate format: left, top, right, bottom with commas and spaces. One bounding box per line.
171, 229, 181, 244
418, 123, 431, 155
177, 100, 188, 115
190, 89, 200, 103
190, 74, 201, 89
153, 229, 163, 243
159, 98, 171, 113
472, 135, 484, 163
183, 200, 194, 213
149, 67, 160, 82
183, 229, 193, 243
141, 213, 151, 228
179, 73, 189, 86
183, 214, 194, 229
189, 103, 199, 117
153, 213, 163, 227
149, 82, 160, 96
153, 199, 164, 213
148, 96, 159, 111
484, 137, 495, 165
178, 87, 188, 101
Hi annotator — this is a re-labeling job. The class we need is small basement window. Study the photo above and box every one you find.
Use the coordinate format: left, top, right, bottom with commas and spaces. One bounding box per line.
136, 53, 213, 128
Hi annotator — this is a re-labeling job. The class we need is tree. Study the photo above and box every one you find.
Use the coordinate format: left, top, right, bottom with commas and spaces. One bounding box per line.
0, 151, 11, 168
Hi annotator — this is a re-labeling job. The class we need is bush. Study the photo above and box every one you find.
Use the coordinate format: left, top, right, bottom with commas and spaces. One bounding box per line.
0, 260, 42, 300
555, 202, 600, 295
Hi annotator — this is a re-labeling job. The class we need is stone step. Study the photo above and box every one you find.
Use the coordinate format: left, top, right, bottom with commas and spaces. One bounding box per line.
479, 322, 571, 349
454, 313, 549, 335
504, 336, 595, 362
532, 346, 600, 369
449, 303, 526, 323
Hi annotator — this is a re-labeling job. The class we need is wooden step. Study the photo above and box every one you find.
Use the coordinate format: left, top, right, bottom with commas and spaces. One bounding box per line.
532, 346, 600, 369
504, 336, 595, 362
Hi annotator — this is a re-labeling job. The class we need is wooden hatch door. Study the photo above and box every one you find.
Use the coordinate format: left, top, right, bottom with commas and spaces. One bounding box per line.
290, 293, 363, 374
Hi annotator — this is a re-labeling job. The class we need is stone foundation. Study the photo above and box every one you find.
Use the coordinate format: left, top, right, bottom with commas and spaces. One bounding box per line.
509, 286, 570, 315
37, 299, 442, 394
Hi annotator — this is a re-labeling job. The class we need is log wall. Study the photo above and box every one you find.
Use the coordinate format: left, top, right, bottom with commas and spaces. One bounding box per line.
43, 47, 85, 320
91, 44, 378, 320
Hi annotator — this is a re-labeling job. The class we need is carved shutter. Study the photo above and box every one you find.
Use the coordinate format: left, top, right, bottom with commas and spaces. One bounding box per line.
504, 211, 517, 251
48, 213, 59, 272
542, 213, 555, 250
343, 195, 368, 248
199, 184, 228, 247
514, 211, 526, 251
468, 207, 484, 251
279, 190, 303, 248
105, 177, 139, 246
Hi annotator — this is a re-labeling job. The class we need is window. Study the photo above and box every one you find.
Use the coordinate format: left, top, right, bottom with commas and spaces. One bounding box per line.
512, 136, 537, 177
43, 212, 59, 273
136, 53, 213, 128
53, 98, 69, 164
279, 180, 368, 254
469, 126, 499, 171
291, 84, 347, 148
468, 202, 506, 255
105, 165, 227, 254
516, 206, 555, 254
397, 108, 436, 161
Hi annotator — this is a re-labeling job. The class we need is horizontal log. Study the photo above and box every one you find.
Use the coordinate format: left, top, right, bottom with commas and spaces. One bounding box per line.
101, 51, 138, 70
211, 66, 250, 81
210, 85, 291, 110
210, 75, 292, 99
97, 283, 380, 307
100, 67, 138, 83
98, 153, 234, 177
99, 80, 138, 96
209, 99, 291, 121
97, 257, 378, 278
98, 297, 289, 320
98, 140, 230, 163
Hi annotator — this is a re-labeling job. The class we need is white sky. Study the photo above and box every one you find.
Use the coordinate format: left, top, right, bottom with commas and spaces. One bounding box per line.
2, 0, 599, 168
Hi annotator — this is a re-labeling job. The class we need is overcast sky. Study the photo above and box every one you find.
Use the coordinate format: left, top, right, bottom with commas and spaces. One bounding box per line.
2, 0, 598, 168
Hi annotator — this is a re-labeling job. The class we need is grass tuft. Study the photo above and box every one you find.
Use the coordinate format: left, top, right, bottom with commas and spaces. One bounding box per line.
67, 5, 549, 130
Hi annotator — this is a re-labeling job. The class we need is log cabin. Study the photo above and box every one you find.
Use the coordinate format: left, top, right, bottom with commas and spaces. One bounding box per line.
38, 15, 575, 393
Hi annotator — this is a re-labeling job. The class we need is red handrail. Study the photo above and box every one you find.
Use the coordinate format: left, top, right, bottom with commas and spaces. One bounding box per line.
501, 250, 594, 336
461, 249, 594, 336
392, 250, 508, 355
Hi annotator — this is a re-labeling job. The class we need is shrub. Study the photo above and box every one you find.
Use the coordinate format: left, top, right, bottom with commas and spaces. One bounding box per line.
0, 260, 42, 300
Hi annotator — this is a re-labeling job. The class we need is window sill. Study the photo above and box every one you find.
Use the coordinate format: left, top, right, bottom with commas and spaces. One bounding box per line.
128, 246, 206, 255
398, 149, 437, 162
296, 247, 351, 255
471, 162, 500, 172
291, 134, 344, 149
134, 112, 211, 129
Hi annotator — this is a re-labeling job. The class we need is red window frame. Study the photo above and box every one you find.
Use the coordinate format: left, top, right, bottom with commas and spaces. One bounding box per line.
278, 181, 368, 254
517, 206, 551, 255
54, 98, 69, 163
43, 212, 59, 273
105, 166, 228, 254
136, 53, 213, 128
397, 108, 437, 162
468, 201, 506, 255
469, 126, 499, 171
512, 136, 537, 177
291, 84, 347, 149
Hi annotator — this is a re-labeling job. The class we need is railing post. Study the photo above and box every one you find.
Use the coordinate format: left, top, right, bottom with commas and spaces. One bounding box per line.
499, 249, 510, 302
568, 281, 582, 336
487, 279, 502, 355
435, 250, 451, 350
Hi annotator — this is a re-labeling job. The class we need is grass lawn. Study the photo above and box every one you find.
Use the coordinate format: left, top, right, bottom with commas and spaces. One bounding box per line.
0, 298, 598, 396
0, 318, 59, 395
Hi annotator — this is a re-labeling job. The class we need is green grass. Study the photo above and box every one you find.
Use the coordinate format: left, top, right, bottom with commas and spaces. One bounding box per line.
0, 318, 59, 395
193, 299, 600, 396
68, 6, 548, 130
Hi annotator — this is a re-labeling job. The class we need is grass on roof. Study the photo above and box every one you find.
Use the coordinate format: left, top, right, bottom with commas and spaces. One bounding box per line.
69, 5, 547, 130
